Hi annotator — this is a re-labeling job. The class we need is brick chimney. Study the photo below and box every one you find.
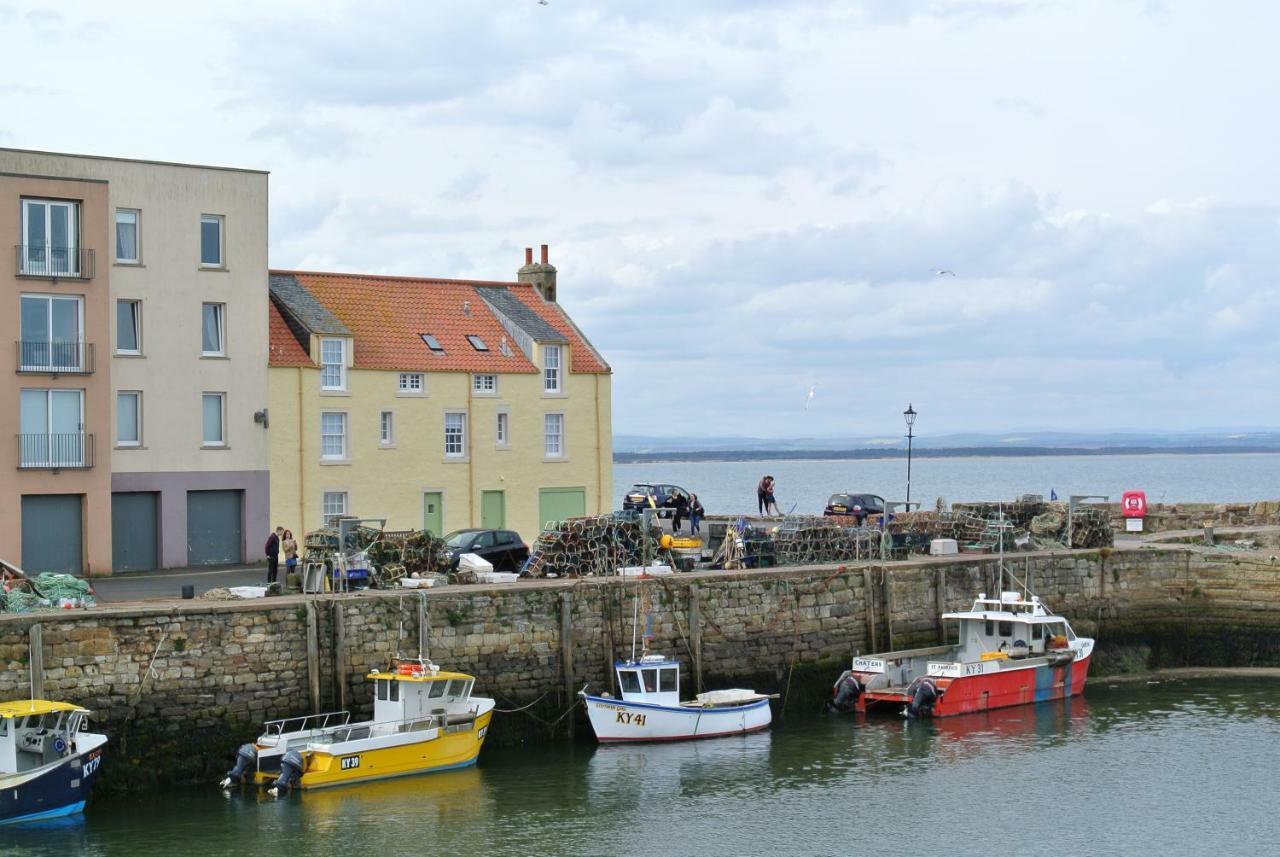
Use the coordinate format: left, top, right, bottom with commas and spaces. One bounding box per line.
517, 243, 557, 302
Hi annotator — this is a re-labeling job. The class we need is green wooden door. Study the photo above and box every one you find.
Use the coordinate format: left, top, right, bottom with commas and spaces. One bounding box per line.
538, 487, 586, 528
423, 492, 443, 536
481, 490, 505, 529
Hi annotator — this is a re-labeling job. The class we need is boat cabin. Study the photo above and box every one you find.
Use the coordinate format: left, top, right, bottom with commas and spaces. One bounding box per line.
0, 700, 90, 774
368, 665, 477, 728
614, 654, 681, 706
943, 592, 1076, 661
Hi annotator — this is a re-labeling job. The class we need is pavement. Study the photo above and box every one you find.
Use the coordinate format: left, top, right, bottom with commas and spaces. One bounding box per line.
88, 563, 269, 602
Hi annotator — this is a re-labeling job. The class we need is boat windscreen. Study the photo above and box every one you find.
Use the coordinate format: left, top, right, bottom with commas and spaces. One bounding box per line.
660, 668, 678, 692
619, 670, 641, 693
642, 670, 658, 693
428, 681, 447, 699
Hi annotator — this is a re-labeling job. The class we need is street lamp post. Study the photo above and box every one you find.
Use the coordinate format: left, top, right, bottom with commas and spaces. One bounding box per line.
903, 404, 917, 506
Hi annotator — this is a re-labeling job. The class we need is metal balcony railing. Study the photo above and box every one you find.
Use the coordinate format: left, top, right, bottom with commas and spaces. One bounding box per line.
17, 433, 93, 470
14, 245, 95, 279
15, 341, 94, 375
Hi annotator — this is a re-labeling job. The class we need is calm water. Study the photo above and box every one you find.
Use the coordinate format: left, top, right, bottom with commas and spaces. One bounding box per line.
7, 678, 1280, 856
615, 452, 1280, 515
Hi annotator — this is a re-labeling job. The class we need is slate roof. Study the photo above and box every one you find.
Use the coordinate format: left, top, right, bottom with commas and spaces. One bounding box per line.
268, 300, 313, 367
267, 269, 610, 374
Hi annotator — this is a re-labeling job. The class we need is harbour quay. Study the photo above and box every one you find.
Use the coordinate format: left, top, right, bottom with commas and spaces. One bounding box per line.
3, 540, 1278, 790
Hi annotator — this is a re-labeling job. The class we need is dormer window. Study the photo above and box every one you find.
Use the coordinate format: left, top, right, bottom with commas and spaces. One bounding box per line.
420, 333, 444, 354
320, 337, 346, 390
466, 335, 488, 351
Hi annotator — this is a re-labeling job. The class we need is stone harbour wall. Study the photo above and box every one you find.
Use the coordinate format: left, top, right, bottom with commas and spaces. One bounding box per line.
2, 544, 1278, 789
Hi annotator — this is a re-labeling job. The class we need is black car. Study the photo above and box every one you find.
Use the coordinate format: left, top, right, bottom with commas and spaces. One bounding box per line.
621, 483, 689, 517
823, 493, 885, 523
441, 529, 530, 573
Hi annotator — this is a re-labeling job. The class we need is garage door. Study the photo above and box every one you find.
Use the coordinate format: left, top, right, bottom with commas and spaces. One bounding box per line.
21, 494, 83, 574
538, 487, 586, 528
113, 492, 158, 572
187, 490, 243, 566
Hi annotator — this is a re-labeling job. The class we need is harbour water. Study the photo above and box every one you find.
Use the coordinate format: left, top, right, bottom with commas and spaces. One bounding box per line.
615, 452, 1280, 514
7, 677, 1279, 856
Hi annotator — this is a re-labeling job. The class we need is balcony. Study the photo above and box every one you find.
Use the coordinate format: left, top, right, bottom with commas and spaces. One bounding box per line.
15, 341, 94, 375
17, 433, 94, 470
14, 245, 95, 280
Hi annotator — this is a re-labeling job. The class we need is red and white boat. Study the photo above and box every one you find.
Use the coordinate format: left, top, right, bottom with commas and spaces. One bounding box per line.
830, 590, 1094, 718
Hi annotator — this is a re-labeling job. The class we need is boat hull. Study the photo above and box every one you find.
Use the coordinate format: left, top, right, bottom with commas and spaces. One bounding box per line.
583, 695, 772, 743
860, 653, 1092, 717
0, 743, 104, 826
252, 709, 493, 790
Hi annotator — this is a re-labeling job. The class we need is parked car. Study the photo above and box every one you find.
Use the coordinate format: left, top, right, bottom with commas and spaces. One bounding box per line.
823, 493, 885, 523
440, 529, 530, 572
621, 483, 690, 517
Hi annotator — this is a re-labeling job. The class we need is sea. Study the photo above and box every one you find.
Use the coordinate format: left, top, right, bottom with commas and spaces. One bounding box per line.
7, 677, 1279, 857
613, 452, 1280, 516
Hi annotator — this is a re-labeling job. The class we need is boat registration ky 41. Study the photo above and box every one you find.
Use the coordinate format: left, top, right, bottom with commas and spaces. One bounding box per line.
614, 710, 648, 726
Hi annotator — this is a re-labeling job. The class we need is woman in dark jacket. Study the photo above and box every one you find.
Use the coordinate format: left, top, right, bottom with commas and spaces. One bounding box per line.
689, 494, 705, 534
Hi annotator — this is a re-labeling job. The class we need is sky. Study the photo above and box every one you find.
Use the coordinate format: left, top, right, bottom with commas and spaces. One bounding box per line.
2, 0, 1278, 440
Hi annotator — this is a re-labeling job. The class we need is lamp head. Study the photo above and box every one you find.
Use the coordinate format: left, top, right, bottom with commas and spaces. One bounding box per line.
903, 403, 917, 429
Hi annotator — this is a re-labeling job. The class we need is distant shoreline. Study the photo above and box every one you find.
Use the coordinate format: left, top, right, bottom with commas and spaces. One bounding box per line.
613, 446, 1280, 464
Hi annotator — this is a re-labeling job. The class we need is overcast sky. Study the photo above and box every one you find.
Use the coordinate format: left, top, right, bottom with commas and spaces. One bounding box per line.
3, 1, 1277, 439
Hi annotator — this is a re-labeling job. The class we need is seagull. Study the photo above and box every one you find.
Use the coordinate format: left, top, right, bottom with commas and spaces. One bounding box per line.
932, 269, 956, 276
804, 384, 817, 411
538, 0, 549, 4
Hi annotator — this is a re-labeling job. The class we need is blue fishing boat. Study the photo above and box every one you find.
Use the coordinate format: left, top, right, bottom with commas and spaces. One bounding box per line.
0, 700, 107, 825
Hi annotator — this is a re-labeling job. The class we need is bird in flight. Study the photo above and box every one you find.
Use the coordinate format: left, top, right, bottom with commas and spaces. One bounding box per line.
804, 384, 817, 411
932, 269, 956, 276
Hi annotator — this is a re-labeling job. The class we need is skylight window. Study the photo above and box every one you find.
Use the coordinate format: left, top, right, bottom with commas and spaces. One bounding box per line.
420, 334, 444, 354
466, 335, 489, 352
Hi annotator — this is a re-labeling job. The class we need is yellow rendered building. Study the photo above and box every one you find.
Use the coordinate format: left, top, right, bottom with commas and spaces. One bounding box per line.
267, 246, 612, 543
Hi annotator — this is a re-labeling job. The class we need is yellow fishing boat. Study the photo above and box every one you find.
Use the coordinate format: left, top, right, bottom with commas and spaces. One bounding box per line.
219, 660, 494, 793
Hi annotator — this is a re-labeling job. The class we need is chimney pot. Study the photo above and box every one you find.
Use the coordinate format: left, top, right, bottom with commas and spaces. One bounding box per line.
540, 244, 549, 264
525, 247, 533, 265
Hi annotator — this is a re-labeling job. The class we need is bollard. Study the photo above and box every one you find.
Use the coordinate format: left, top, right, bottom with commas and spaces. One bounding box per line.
181, 584, 195, 600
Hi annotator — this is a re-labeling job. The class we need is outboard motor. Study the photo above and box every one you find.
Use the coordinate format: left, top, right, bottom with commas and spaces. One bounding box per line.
219, 743, 258, 789
904, 677, 938, 720
828, 670, 864, 713
268, 749, 305, 796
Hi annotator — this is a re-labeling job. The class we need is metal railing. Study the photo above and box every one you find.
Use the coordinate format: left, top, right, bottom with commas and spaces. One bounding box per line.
261, 710, 352, 739
14, 246, 95, 279
15, 341, 94, 374
16, 433, 93, 469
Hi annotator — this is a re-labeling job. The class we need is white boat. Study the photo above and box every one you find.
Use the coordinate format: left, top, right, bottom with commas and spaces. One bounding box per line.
581, 654, 773, 743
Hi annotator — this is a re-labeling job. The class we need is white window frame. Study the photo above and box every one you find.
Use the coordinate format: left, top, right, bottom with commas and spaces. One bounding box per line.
116, 299, 142, 355
543, 345, 562, 393
201, 392, 226, 447
321, 411, 348, 460
544, 412, 565, 459
397, 372, 425, 396
117, 391, 142, 447
496, 411, 509, 448
320, 338, 347, 391
323, 491, 348, 526
19, 293, 84, 372
200, 214, 224, 268
472, 374, 498, 395
444, 411, 467, 458
379, 410, 395, 447
21, 198, 80, 276
201, 303, 225, 357
115, 208, 140, 264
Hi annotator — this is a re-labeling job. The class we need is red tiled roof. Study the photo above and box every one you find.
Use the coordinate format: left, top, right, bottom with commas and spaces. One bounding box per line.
268, 300, 313, 367
267, 269, 610, 374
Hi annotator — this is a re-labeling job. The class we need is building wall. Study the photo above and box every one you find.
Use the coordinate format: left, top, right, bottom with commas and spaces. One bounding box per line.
268, 356, 612, 541
0, 149, 270, 569
0, 173, 113, 573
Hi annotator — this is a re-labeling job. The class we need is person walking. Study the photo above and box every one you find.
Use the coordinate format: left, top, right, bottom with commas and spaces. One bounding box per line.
689, 494, 705, 535
668, 491, 690, 533
757, 475, 771, 515
764, 476, 780, 516
282, 529, 299, 580
265, 526, 283, 585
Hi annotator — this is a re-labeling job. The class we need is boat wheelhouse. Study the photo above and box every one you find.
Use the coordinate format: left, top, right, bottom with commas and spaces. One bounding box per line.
832, 591, 1094, 718
221, 661, 495, 792
0, 699, 107, 826
581, 654, 773, 743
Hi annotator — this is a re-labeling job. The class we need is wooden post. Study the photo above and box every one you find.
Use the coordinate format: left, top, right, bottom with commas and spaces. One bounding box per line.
560, 592, 575, 738
689, 583, 703, 694
417, 592, 429, 662
604, 591, 617, 696
883, 568, 894, 651
306, 601, 321, 714
28, 623, 44, 700
863, 567, 877, 651
331, 601, 347, 712
935, 567, 947, 643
